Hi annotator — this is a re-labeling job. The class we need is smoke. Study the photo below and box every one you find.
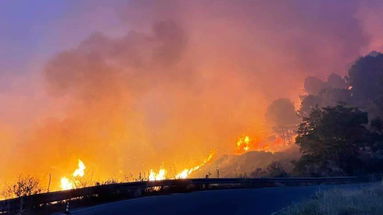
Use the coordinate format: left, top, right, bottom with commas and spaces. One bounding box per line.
2, 0, 383, 188
266, 99, 298, 128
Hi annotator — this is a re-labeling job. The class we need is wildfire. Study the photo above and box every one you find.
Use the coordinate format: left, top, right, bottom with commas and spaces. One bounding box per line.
60, 177, 73, 190
235, 134, 295, 154
60, 159, 86, 190
236, 136, 251, 153
73, 160, 86, 177
148, 169, 167, 181
175, 152, 214, 179
148, 152, 215, 181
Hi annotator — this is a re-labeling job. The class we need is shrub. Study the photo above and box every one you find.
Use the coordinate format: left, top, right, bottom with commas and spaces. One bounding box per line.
273, 184, 383, 215
3, 176, 42, 198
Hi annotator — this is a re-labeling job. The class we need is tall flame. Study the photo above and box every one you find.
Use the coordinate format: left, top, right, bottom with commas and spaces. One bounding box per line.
73, 160, 86, 177
148, 169, 167, 181
60, 159, 86, 190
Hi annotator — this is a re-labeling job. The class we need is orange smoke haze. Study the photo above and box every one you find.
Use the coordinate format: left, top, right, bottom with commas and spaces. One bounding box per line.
1, 0, 383, 192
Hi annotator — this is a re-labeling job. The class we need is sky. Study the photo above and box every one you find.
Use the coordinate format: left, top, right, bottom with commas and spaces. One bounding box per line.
0, 0, 122, 67
0, 0, 126, 127
1, 0, 383, 190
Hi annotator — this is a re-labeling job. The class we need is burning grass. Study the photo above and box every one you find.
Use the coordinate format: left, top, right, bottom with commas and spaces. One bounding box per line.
0, 134, 293, 196
273, 183, 383, 215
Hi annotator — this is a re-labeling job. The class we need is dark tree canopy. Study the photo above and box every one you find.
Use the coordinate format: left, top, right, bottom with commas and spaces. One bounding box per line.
347, 51, 383, 118
293, 52, 383, 177
299, 88, 350, 117
348, 52, 383, 100
299, 52, 383, 124
295, 105, 370, 176
299, 73, 349, 117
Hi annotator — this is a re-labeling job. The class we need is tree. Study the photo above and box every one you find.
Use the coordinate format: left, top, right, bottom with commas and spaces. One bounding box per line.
294, 105, 370, 176
3, 176, 42, 198
347, 51, 383, 118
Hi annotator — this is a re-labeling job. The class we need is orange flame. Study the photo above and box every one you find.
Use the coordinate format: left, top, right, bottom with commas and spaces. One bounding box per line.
235, 134, 294, 154
60, 177, 73, 190
236, 136, 252, 153
147, 152, 214, 181
175, 152, 214, 179
73, 160, 86, 177
148, 169, 167, 181
60, 159, 86, 190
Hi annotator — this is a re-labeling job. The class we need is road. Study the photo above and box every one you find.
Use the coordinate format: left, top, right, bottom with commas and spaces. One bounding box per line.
57, 183, 375, 215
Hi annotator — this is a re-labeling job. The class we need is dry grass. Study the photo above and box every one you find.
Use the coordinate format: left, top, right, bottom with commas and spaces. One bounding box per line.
273, 183, 383, 215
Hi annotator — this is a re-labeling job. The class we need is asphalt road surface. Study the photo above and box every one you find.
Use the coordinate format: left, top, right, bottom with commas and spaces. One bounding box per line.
56, 183, 375, 215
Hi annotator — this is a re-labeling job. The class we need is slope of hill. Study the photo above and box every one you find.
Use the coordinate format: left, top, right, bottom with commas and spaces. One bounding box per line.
192, 147, 300, 178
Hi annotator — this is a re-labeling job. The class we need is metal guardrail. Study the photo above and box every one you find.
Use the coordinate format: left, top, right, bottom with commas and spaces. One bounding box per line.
0, 176, 380, 214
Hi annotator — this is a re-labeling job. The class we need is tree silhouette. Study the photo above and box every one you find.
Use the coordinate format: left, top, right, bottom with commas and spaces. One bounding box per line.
3, 176, 42, 198
294, 105, 370, 176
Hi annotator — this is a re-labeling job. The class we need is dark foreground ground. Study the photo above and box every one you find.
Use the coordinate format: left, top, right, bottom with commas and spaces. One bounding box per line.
55, 183, 376, 215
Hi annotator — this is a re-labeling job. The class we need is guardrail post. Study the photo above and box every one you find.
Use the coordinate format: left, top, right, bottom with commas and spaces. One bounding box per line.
64, 201, 70, 214
17, 197, 23, 215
